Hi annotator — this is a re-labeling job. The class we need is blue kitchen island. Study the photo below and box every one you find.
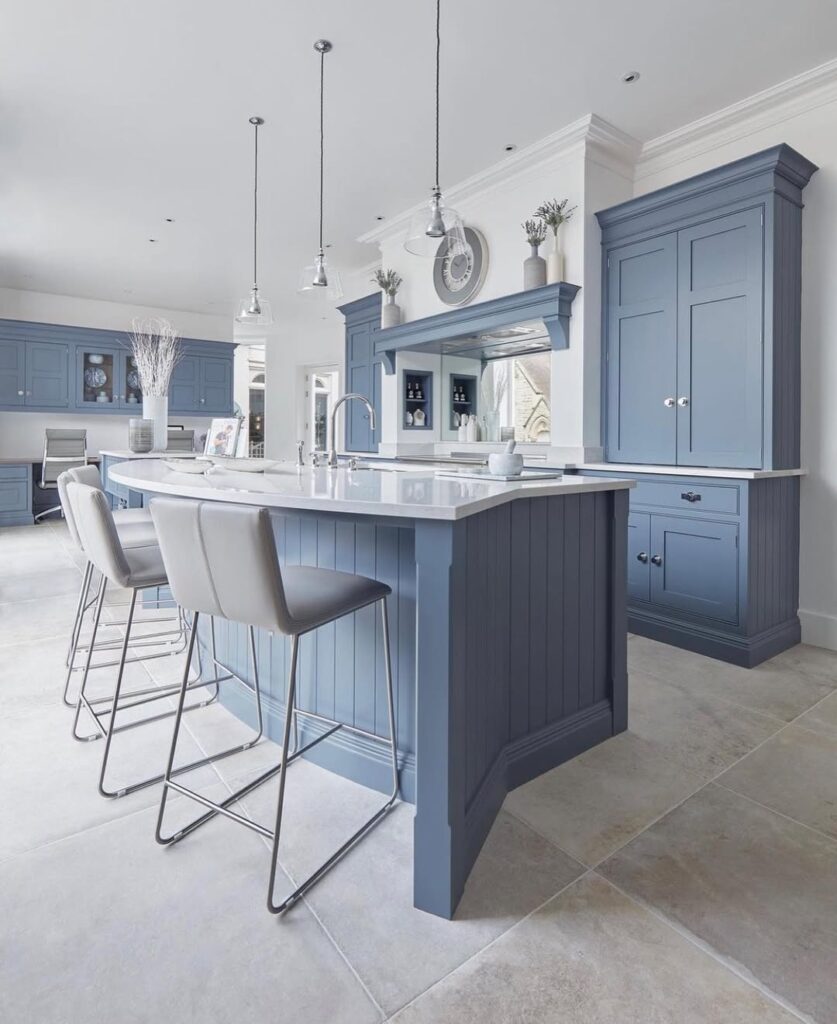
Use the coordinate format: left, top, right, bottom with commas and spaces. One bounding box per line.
109, 459, 633, 918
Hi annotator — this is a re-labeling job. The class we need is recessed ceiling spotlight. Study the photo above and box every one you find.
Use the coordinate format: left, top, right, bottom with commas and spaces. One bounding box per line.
503, 144, 517, 153
148, 238, 157, 243
621, 71, 640, 84
376, 215, 385, 221
165, 217, 174, 223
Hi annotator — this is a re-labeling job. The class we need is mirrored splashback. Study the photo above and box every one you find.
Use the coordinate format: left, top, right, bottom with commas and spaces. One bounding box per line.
441, 348, 551, 444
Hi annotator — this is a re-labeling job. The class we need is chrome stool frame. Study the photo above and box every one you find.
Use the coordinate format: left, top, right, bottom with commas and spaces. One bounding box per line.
155, 598, 399, 915
72, 576, 263, 799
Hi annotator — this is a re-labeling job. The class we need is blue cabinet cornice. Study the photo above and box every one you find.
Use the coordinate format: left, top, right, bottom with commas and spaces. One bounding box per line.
597, 144, 818, 243
337, 292, 382, 323
372, 282, 580, 374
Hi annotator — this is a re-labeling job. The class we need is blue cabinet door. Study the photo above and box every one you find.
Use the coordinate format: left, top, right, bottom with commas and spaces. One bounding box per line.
649, 514, 739, 623
345, 322, 381, 453
0, 341, 25, 406
676, 208, 764, 468
200, 356, 233, 414
605, 233, 678, 463
627, 511, 651, 602
27, 343, 68, 408
169, 355, 200, 412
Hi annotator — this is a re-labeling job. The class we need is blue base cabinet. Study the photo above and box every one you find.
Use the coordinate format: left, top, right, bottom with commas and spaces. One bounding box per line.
0, 464, 34, 526
338, 294, 382, 453
580, 470, 800, 667
0, 320, 235, 416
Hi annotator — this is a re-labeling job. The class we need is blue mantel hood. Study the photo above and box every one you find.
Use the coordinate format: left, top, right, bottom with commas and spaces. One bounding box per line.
373, 281, 580, 374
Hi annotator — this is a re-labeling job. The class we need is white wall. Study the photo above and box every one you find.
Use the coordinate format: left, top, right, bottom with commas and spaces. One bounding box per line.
0, 286, 232, 457
632, 96, 837, 650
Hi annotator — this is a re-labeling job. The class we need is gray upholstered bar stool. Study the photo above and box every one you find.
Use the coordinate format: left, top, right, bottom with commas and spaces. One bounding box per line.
64, 481, 258, 798
57, 466, 185, 710
149, 497, 400, 914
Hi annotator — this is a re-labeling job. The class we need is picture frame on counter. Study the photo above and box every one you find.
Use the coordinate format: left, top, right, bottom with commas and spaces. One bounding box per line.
204, 417, 241, 457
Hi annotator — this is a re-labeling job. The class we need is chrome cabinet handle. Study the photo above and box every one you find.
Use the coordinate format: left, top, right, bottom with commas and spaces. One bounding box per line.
681, 491, 701, 503
636, 551, 648, 563
677, 396, 689, 407
651, 554, 663, 566
663, 397, 675, 408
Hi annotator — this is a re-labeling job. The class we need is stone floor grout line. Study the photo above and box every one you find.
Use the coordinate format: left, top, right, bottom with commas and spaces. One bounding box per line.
500, 805, 593, 869
630, 664, 794, 726
598, 872, 819, 1024
382, 869, 596, 1022
711, 779, 837, 848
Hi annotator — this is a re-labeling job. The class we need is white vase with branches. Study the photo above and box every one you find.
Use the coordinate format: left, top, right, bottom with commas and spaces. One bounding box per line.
129, 318, 182, 451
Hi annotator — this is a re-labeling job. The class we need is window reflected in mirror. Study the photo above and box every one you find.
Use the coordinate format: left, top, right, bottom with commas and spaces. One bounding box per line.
443, 351, 551, 443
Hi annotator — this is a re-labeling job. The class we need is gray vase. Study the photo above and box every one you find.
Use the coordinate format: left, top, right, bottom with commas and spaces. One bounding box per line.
382, 295, 402, 329
523, 243, 547, 290
128, 418, 154, 453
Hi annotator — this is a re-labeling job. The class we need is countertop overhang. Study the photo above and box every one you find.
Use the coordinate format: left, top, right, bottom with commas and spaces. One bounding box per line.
108, 459, 634, 521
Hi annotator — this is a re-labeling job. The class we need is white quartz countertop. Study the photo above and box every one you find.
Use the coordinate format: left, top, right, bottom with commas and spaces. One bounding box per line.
100, 450, 198, 459
108, 459, 634, 521
571, 462, 807, 480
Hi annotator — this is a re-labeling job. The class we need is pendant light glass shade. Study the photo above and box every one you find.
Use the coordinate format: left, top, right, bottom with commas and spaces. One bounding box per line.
298, 40, 343, 301
236, 286, 273, 326
298, 251, 344, 300
404, 0, 465, 259
404, 189, 466, 258
236, 116, 274, 326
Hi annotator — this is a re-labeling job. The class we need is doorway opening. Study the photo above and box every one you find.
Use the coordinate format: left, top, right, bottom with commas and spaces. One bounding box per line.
304, 365, 340, 453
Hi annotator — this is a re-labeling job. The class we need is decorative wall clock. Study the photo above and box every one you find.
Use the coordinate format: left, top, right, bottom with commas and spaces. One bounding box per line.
433, 226, 488, 306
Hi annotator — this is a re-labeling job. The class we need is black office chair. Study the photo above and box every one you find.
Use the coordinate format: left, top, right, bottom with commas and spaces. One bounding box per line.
34, 428, 88, 523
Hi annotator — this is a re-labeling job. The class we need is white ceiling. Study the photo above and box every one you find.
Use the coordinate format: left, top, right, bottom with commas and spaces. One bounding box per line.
2, 0, 836, 323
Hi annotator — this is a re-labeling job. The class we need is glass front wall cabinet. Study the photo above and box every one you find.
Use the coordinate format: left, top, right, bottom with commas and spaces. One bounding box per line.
76, 346, 120, 409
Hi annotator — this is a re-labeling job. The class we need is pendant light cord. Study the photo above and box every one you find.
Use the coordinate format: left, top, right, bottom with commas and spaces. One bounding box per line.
319, 46, 325, 253
252, 119, 259, 287
434, 0, 441, 193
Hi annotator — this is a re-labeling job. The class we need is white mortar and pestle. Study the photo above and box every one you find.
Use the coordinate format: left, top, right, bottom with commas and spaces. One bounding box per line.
488, 440, 524, 478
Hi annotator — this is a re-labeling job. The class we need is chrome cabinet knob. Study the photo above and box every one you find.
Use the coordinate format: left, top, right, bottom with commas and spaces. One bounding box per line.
677, 396, 689, 407
17, 389, 24, 396
663, 397, 675, 408
636, 551, 648, 563
650, 554, 663, 566
200, 397, 205, 404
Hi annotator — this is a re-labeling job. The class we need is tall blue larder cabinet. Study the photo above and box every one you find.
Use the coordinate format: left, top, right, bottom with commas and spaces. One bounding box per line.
596, 145, 817, 667
339, 293, 382, 453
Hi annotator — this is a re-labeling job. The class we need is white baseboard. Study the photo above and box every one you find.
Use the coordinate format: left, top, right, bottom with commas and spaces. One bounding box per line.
799, 609, 837, 652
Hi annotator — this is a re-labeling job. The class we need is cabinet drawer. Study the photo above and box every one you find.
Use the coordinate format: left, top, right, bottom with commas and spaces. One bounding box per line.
631, 478, 740, 515
0, 464, 29, 481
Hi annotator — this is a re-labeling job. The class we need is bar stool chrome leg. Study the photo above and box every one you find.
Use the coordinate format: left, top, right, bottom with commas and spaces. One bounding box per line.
267, 597, 400, 914
155, 597, 399, 912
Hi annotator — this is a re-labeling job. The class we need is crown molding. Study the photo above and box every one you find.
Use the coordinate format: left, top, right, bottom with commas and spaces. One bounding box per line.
358, 114, 640, 249
637, 57, 837, 180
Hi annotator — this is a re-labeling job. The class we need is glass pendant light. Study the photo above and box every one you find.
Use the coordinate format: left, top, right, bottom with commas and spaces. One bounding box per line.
298, 39, 344, 300
404, 0, 466, 258
236, 116, 274, 325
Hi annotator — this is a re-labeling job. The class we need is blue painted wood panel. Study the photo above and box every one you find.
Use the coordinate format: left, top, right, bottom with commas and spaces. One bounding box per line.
169, 355, 200, 412
649, 514, 739, 624
344, 316, 382, 453
0, 341, 25, 406
676, 208, 764, 468
0, 463, 33, 525
27, 342, 69, 408
605, 234, 678, 463
200, 356, 233, 414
